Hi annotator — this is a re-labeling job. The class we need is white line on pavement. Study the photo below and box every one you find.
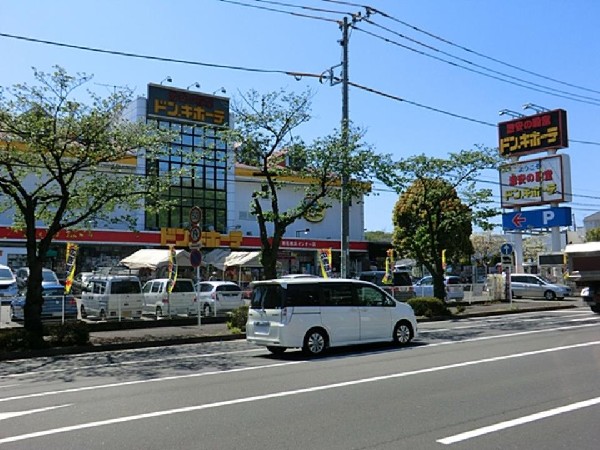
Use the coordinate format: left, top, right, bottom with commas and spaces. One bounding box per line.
1, 341, 599, 445
438, 396, 600, 445
0, 404, 71, 421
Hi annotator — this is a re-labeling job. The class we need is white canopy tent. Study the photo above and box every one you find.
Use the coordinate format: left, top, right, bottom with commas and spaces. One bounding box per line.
224, 251, 262, 268
120, 249, 193, 270
202, 248, 232, 271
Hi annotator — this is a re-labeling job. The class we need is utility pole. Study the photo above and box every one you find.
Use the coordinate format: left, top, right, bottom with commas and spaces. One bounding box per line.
340, 16, 350, 279
320, 11, 369, 278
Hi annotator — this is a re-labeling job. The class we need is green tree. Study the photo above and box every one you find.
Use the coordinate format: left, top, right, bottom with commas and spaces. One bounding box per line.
223, 89, 381, 279
0, 67, 174, 345
385, 148, 500, 300
364, 230, 393, 242
586, 227, 600, 242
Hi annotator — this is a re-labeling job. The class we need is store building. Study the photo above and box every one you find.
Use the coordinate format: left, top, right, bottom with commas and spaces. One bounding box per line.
0, 82, 368, 278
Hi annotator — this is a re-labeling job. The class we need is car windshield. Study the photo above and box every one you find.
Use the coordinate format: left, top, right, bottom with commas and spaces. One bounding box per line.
0, 268, 13, 280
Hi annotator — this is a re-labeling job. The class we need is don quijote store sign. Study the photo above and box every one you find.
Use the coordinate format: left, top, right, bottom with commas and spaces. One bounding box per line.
498, 109, 568, 157
499, 154, 573, 208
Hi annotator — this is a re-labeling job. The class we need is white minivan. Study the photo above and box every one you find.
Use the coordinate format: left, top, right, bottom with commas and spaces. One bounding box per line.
142, 278, 197, 318
246, 278, 418, 356
81, 275, 144, 320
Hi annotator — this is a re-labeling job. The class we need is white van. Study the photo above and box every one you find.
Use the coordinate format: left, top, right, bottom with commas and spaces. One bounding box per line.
81, 275, 144, 320
142, 278, 197, 318
246, 278, 418, 356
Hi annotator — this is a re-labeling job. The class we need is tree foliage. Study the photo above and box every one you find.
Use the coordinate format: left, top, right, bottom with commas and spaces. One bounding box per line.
0, 67, 175, 343
586, 227, 600, 242
385, 148, 500, 300
364, 230, 393, 243
222, 89, 382, 279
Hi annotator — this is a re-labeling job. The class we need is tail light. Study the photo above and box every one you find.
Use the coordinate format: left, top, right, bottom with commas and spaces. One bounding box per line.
193, 296, 197, 303
211, 292, 216, 300
68, 296, 76, 305
162, 297, 169, 304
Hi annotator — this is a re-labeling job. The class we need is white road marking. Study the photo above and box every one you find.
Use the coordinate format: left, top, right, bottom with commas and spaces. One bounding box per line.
0, 348, 263, 379
0, 341, 598, 445
0, 361, 305, 403
0, 404, 71, 421
438, 396, 600, 445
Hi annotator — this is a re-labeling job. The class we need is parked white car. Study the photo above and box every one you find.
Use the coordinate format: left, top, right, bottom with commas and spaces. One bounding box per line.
509, 274, 571, 300
0, 264, 18, 304
142, 278, 197, 318
81, 275, 144, 320
413, 275, 465, 301
196, 281, 244, 316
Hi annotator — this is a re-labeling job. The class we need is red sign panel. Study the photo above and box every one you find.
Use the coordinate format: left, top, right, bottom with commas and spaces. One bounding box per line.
498, 109, 568, 157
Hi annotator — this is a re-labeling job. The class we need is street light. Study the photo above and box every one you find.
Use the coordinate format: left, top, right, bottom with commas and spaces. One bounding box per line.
160, 76, 172, 85
187, 82, 201, 90
213, 87, 226, 95
295, 228, 310, 237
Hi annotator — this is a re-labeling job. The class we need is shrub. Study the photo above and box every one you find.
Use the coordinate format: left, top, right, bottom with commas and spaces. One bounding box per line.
46, 321, 90, 347
0, 328, 29, 353
407, 297, 451, 318
227, 305, 248, 334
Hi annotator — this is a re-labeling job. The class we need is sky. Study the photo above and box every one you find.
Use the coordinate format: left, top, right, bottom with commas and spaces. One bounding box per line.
1, 0, 599, 233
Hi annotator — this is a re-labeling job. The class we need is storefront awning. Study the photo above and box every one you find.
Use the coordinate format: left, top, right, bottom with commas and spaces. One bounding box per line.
203, 248, 231, 270
224, 251, 262, 268
120, 249, 192, 270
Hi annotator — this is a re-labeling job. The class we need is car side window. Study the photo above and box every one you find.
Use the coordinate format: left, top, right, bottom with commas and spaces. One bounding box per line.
199, 284, 213, 293
142, 282, 153, 293
357, 285, 385, 307
322, 283, 356, 306
151, 282, 161, 293
286, 284, 321, 307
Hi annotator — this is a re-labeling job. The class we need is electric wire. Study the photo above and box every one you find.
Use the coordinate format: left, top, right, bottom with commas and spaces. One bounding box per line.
360, 18, 600, 105
214, 0, 340, 22
353, 25, 600, 107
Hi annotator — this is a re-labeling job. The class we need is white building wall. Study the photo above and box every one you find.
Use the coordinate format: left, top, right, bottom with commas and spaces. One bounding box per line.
233, 178, 364, 241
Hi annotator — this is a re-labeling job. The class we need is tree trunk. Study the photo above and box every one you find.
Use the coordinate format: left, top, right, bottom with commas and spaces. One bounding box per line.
260, 246, 278, 279
23, 261, 46, 348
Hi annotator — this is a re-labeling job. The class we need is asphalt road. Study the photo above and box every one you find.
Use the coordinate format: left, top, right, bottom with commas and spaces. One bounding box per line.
0, 306, 599, 449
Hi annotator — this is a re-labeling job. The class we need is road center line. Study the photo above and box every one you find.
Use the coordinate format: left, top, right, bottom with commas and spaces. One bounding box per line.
1, 340, 599, 445
437, 396, 600, 445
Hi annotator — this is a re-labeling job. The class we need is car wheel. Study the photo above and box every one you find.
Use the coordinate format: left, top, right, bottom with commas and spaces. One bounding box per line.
544, 290, 556, 301
303, 328, 328, 356
591, 305, 600, 314
155, 306, 162, 318
266, 346, 286, 355
9, 306, 16, 321
393, 320, 413, 345
80, 304, 87, 319
203, 303, 211, 317
99, 309, 107, 321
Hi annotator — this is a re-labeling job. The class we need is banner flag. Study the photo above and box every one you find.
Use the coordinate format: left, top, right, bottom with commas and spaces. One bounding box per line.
64, 243, 79, 294
167, 245, 178, 293
319, 248, 333, 278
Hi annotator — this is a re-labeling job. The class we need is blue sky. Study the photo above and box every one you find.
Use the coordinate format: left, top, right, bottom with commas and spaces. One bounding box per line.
1, 0, 599, 232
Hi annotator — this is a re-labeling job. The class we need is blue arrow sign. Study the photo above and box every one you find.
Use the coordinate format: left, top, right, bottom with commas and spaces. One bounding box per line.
500, 243, 513, 256
502, 206, 572, 231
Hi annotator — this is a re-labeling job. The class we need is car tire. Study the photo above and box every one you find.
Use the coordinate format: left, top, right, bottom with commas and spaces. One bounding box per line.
9, 306, 16, 321
302, 328, 328, 356
393, 320, 413, 345
80, 304, 87, 319
155, 306, 162, 318
99, 309, 107, 321
591, 305, 600, 314
544, 290, 556, 301
266, 346, 286, 355
203, 303, 211, 317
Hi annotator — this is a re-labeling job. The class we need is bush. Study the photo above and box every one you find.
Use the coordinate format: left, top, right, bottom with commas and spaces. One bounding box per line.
0, 328, 30, 353
46, 321, 90, 347
407, 297, 451, 318
227, 305, 248, 334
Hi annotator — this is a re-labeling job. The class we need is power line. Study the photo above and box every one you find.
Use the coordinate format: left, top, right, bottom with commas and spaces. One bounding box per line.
239, 0, 354, 16
0, 32, 298, 76
368, 6, 600, 97
360, 18, 600, 105
353, 25, 600, 107
214, 0, 340, 22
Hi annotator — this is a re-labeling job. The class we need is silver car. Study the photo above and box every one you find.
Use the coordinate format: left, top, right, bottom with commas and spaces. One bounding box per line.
510, 274, 571, 300
196, 281, 244, 316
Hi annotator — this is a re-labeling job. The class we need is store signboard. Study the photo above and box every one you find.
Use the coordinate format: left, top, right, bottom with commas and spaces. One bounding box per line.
498, 109, 568, 157
499, 154, 572, 208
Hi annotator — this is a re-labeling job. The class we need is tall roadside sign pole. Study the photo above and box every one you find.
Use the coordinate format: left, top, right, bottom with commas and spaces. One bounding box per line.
189, 206, 202, 326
